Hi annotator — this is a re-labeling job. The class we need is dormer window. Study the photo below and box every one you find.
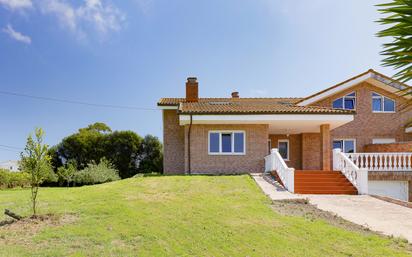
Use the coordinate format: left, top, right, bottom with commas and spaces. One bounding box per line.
332, 92, 356, 110
372, 92, 395, 112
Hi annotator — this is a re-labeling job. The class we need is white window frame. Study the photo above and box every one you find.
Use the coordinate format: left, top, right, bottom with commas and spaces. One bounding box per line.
332, 92, 356, 110
372, 92, 396, 113
208, 130, 246, 155
333, 138, 356, 153
372, 138, 396, 144
278, 139, 290, 161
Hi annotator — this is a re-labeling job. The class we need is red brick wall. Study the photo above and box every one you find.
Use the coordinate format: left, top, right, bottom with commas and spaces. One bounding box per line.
184, 124, 268, 174
162, 110, 185, 174
301, 133, 321, 170
269, 134, 302, 169
363, 142, 412, 152
312, 81, 412, 151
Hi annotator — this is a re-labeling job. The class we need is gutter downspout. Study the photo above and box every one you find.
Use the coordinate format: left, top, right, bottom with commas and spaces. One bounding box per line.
187, 114, 193, 175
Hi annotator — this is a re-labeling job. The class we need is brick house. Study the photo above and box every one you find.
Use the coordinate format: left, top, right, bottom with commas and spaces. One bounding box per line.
158, 70, 412, 201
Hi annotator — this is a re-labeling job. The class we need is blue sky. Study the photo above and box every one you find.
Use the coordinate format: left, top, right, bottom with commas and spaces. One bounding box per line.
0, 0, 393, 160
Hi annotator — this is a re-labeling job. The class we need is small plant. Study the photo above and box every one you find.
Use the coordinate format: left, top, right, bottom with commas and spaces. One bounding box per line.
57, 160, 77, 187
74, 158, 120, 185
20, 128, 54, 216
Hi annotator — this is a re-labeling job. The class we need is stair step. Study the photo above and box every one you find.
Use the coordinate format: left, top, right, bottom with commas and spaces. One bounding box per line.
295, 190, 358, 195
295, 174, 345, 177
295, 177, 348, 182
295, 171, 340, 174
271, 169, 358, 195
295, 181, 354, 187
295, 185, 356, 190
292, 169, 357, 195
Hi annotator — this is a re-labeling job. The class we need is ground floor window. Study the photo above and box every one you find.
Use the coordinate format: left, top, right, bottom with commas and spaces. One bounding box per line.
278, 139, 289, 160
333, 139, 355, 153
209, 131, 245, 155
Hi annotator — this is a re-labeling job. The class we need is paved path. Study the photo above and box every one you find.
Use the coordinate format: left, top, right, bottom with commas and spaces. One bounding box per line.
251, 173, 412, 242
250, 173, 303, 200
307, 195, 412, 242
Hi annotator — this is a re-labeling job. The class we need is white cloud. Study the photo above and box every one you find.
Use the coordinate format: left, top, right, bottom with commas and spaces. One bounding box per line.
40, 0, 125, 36
2, 24, 31, 44
0, 0, 32, 10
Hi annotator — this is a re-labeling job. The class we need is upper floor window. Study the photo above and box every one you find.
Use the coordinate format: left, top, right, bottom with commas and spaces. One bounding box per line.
209, 131, 245, 155
332, 92, 356, 110
372, 92, 395, 112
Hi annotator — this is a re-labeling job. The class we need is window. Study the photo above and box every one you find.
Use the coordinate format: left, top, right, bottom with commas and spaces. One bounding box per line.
372, 92, 395, 112
278, 139, 289, 160
208, 131, 245, 155
332, 92, 356, 110
333, 139, 355, 153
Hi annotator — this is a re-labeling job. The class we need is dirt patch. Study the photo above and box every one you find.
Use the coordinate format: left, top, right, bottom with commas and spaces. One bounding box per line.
272, 199, 377, 234
0, 213, 78, 245
271, 199, 412, 250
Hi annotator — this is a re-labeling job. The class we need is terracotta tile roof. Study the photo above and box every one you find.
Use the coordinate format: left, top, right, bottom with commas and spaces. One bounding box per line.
158, 98, 354, 114
157, 97, 303, 106
296, 69, 411, 105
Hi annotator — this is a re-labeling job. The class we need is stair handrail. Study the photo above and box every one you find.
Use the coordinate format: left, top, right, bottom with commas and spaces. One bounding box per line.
264, 148, 295, 193
333, 148, 368, 194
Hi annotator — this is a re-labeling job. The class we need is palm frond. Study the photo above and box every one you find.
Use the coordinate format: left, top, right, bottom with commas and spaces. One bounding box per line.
377, 0, 412, 82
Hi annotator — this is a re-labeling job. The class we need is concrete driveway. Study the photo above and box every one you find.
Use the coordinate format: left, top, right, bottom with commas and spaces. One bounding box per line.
251, 173, 412, 242
306, 194, 412, 242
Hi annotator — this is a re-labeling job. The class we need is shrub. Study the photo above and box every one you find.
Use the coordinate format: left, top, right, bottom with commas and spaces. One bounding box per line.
0, 169, 31, 189
74, 159, 120, 185
57, 160, 77, 187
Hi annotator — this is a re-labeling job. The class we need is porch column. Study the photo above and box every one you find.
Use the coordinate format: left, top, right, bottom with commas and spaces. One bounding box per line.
320, 124, 331, 171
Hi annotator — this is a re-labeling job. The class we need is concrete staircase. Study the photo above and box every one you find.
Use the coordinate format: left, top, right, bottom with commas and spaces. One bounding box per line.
293, 170, 358, 195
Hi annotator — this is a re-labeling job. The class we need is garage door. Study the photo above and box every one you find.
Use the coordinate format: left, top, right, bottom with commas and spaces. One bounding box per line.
368, 181, 409, 201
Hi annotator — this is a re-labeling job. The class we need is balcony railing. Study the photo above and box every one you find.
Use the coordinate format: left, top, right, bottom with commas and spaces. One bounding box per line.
346, 152, 412, 172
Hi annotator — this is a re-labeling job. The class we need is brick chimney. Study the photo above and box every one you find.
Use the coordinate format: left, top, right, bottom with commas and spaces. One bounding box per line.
231, 91, 239, 98
186, 77, 198, 102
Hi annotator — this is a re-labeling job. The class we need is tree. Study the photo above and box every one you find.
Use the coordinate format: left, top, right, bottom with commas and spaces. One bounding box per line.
104, 131, 143, 178
56, 160, 77, 187
138, 135, 163, 173
20, 128, 54, 216
377, 0, 412, 82
50, 122, 109, 171
49, 122, 163, 179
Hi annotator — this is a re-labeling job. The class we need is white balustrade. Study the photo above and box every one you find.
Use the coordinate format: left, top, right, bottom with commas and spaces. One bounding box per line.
347, 152, 412, 172
333, 149, 368, 194
264, 148, 295, 193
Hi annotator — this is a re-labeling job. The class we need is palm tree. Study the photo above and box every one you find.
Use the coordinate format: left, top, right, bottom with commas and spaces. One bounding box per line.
377, 0, 412, 83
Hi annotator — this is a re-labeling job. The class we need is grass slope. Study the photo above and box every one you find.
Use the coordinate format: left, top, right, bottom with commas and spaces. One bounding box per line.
0, 175, 410, 256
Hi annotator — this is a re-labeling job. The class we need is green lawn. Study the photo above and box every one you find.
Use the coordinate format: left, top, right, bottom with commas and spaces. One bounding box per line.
0, 175, 410, 256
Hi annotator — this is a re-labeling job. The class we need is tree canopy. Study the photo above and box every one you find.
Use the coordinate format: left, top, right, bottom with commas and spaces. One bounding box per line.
49, 122, 163, 178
